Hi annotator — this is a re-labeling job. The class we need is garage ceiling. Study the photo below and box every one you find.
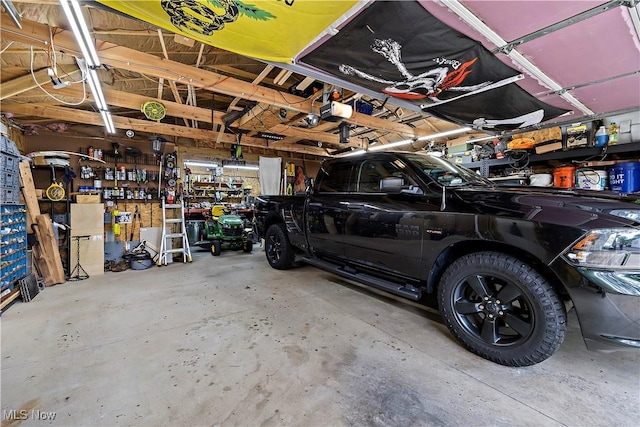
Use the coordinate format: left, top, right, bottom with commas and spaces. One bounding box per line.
1, 0, 639, 159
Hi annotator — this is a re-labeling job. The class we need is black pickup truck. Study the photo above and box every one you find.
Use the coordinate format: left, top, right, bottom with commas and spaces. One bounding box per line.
255, 151, 640, 366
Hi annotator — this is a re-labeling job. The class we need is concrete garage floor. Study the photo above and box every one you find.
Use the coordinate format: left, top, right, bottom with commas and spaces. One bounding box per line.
2, 246, 639, 426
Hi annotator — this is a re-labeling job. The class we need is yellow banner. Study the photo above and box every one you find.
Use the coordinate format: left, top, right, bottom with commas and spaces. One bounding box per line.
97, 0, 358, 63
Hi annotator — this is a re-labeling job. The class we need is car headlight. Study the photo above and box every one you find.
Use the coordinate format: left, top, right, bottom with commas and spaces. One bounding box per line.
564, 228, 640, 269
609, 209, 640, 222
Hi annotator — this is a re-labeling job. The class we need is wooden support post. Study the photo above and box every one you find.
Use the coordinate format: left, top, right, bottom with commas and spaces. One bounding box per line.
19, 161, 41, 229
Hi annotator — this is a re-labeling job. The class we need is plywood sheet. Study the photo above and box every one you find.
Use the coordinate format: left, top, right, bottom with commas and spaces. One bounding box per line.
34, 214, 65, 285
71, 204, 105, 276
140, 227, 170, 264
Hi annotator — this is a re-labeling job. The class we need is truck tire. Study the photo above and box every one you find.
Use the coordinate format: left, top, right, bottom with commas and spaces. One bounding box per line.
243, 241, 253, 253
265, 223, 295, 270
438, 251, 566, 366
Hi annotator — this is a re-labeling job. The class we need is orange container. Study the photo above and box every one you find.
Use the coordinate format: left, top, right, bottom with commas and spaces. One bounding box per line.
553, 166, 576, 188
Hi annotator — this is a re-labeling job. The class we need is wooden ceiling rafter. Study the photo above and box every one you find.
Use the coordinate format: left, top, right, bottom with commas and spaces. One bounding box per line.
0, 15, 420, 138
6, 102, 328, 157
156, 28, 190, 128
215, 64, 275, 144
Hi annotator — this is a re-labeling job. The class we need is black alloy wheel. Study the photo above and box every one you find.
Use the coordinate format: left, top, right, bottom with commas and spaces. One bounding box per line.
264, 223, 295, 270
439, 251, 566, 366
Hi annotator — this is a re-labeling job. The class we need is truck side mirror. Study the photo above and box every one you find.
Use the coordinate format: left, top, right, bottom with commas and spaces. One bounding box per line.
379, 177, 404, 192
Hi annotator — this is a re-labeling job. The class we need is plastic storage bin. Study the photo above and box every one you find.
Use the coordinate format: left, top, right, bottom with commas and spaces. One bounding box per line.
1, 204, 28, 292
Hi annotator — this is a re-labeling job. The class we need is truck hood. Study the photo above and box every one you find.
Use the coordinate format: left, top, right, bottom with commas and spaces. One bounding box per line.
451, 186, 640, 229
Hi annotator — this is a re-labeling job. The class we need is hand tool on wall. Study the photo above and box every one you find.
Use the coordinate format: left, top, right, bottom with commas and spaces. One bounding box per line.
130, 205, 142, 241
126, 146, 142, 183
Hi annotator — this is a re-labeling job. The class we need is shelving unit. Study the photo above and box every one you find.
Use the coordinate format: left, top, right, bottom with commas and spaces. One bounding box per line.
76, 147, 162, 201
1, 204, 27, 295
181, 168, 245, 220
463, 141, 640, 177
31, 165, 72, 276
185, 180, 243, 204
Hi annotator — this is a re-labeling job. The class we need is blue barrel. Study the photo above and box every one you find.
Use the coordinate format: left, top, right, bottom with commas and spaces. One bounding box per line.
609, 162, 640, 194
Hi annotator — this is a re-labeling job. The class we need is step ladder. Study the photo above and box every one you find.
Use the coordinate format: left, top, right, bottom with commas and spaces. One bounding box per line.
157, 199, 192, 265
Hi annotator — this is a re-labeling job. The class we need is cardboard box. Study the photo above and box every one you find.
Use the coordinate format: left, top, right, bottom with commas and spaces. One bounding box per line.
448, 143, 474, 154
535, 141, 563, 154
76, 194, 101, 204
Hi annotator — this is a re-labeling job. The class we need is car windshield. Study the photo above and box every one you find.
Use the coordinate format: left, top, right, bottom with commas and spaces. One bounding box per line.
404, 153, 493, 188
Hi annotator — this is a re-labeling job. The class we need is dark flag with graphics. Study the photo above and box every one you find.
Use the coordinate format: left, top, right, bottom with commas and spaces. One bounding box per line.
428, 83, 570, 131
300, 0, 569, 131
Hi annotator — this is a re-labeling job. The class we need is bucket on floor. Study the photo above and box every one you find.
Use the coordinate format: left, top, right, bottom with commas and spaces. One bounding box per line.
186, 220, 204, 244
553, 166, 576, 188
575, 169, 607, 190
130, 256, 153, 270
609, 162, 640, 194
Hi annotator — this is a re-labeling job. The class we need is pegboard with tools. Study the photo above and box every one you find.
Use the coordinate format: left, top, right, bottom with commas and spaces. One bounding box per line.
161, 151, 181, 204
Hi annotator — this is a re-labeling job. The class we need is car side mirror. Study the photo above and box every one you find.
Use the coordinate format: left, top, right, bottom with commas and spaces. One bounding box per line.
379, 177, 404, 192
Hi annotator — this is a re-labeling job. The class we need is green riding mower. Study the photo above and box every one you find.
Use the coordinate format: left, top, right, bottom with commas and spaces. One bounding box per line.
195, 205, 254, 256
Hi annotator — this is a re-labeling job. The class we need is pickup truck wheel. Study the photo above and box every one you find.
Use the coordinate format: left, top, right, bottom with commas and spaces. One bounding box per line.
438, 252, 566, 366
243, 241, 253, 253
265, 223, 295, 270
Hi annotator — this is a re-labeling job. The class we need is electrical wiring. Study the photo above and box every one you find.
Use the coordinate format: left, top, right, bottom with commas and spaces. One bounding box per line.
276, 89, 316, 107
58, 62, 87, 84
30, 46, 87, 106
104, 55, 186, 80
0, 41, 14, 54
49, 24, 57, 76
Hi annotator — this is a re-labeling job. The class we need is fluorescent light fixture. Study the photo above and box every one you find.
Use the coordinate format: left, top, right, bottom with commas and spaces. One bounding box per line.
368, 138, 413, 152
345, 127, 471, 155
105, 111, 115, 134
87, 68, 107, 110
415, 127, 471, 142
60, 0, 100, 67
1, 0, 22, 29
60, 0, 114, 134
99, 109, 115, 134
223, 164, 259, 171
445, 0, 594, 116
184, 161, 219, 168
341, 149, 365, 157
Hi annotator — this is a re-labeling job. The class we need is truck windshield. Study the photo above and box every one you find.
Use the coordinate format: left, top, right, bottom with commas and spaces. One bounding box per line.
404, 153, 493, 188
